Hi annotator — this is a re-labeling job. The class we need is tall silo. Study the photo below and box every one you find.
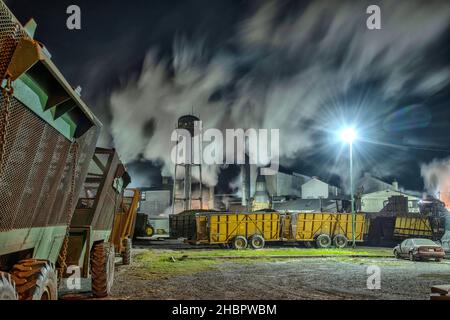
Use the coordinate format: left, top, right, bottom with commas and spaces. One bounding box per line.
172, 115, 203, 213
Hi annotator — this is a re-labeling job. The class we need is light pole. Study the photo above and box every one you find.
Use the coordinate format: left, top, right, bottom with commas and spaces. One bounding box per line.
340, 128, 357, 248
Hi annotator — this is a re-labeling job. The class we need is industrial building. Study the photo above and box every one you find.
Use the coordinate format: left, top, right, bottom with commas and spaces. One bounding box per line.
243, 167, 345, 211
139, 189, 172, 216
360, 189, 421, 213
355, 173, 421, 213
265, 171, 309, 198
301, 176, 342, 199
273, 198, 346, 213
215, 166, 423, 216
357, 172, 401, 194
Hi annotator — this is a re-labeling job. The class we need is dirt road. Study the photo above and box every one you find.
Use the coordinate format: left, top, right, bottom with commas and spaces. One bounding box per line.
110, 250, 450, 300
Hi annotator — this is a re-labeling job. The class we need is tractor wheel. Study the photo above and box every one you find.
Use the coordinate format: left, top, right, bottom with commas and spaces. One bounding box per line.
122, 238, 132, 265
10, 259, 58, 300
316, 234, 332, 249
409, 252, 416, 262
394, 250, 401, 259
0, 272, 18, 300
145, 225, 154, 237
333, 234, 348, 248
249, 235, 265, 249
232, 236, 248, 250
91, 242, 115, 298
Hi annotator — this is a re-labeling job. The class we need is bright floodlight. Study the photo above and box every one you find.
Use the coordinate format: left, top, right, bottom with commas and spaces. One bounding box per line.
340, 128, 357, 144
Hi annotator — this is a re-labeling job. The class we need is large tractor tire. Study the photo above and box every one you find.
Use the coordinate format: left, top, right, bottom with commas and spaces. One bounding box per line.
10, 259, 58, 300
0, 272, 18, 300
249, 235, 265, 249
232, 236, 248, 250
122, 238, 132, 265
316, 234, 332, 249
90, 242, 115, 298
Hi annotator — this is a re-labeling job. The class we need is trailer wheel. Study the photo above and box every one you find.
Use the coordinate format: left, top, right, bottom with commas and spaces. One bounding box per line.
249, 235, 265, 249
316, 234, 332, 248
333, 234, 348, 248
91, 242, 115, 298
122, 238, 132, 265
232, 236, 248, 250
0, 272, 18, 300
10, 259, 58, 300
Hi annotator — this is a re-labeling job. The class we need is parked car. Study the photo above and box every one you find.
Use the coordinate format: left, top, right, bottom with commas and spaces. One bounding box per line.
393, 238, 445, 262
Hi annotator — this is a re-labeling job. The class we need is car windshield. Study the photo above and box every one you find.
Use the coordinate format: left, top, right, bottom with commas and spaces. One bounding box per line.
413, 239, 436, 245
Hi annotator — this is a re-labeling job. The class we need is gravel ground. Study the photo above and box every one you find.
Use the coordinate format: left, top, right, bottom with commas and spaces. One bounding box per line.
110, 254, 450, 300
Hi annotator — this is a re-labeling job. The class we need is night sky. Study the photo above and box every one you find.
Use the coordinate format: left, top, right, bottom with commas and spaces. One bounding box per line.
7, 0, 450, 195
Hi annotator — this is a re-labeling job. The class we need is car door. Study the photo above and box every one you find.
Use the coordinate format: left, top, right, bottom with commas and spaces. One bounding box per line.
398, 240, 406, 256
408, 240, 415, 254
401, 240, 410, 256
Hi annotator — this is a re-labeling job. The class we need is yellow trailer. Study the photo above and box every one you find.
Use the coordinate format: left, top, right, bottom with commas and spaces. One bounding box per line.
282, 212, 368, 248
110, 189, 140, 265
170, 210, 368, 249
170, 211, 281, 249
394, 216, 433, 238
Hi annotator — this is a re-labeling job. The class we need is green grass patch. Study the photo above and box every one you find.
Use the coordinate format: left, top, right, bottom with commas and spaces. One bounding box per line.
166, 246, 392, 258
131, 250, 220, 280
130, 247, 392, 280
131, 250, 284, 280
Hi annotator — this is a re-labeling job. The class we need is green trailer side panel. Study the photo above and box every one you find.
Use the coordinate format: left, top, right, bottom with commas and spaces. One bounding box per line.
0, 226, 66, 264
11, 75, 76, 140
90, 230, 112, 245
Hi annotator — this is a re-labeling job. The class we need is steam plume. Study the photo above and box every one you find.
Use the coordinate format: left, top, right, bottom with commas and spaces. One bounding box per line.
109, 0, 449, 188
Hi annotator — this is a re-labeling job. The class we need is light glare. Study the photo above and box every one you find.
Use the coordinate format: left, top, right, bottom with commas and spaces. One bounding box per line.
340, 128, 357, 143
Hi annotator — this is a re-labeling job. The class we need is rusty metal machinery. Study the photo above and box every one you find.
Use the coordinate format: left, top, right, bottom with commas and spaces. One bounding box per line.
0, 0, 101, 300
57, 148, 131, 298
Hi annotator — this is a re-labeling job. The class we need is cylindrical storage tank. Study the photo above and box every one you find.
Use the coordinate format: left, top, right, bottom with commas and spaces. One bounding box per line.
177, 115, 200, 136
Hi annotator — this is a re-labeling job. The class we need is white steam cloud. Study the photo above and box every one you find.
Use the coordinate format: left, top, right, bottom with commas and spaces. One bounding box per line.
421, 158, 450, 208
109, 0, 449, 188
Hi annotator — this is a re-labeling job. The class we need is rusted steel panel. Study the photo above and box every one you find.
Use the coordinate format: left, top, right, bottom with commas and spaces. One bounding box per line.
72, 148, 129, 232
0, 97, 99, 231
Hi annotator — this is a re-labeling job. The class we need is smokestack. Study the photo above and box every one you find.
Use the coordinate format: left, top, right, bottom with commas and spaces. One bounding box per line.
241, 154, 250, 210
392, 180, 399, 191
253, 167, 270, 211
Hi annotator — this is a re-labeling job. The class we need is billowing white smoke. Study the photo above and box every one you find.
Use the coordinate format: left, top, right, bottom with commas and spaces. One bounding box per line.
109, 0, 449, 188
421, 158, 450, 209
110, 43, 231, 186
